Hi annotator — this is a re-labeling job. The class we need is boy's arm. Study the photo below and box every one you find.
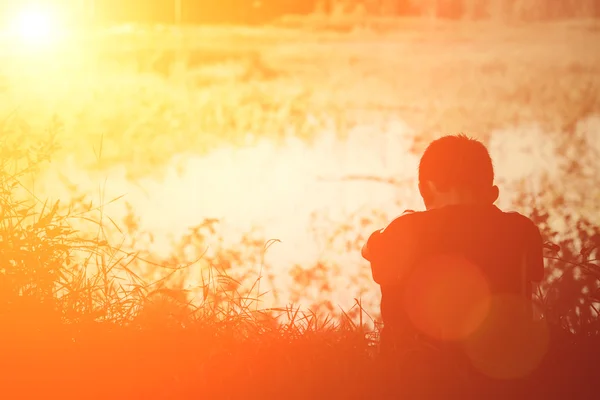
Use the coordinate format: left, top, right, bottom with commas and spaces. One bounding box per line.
361, 235, 375, 260
362, 214, 416, 285
363, 229, 393, 285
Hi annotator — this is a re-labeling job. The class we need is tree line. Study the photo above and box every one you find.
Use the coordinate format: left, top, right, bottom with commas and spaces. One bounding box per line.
80, 0, 600, 25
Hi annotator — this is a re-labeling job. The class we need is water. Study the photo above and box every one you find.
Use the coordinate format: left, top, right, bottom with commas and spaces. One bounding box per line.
29, 115, 600, 314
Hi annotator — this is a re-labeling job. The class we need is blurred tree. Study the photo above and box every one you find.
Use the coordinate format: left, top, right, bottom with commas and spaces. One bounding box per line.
71, 0, 600, 25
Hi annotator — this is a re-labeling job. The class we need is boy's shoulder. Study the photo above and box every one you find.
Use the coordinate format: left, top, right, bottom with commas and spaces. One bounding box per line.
383, 206, 539, 234
501, 209, 543, 238
379, 209, 427, 235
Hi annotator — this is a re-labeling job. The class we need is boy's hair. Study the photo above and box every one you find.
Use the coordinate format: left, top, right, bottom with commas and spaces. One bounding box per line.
418, 134, 494, 192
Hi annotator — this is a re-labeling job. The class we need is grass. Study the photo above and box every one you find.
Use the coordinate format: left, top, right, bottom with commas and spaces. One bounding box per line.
0, 137, 380, 398
0, 17, 599, 398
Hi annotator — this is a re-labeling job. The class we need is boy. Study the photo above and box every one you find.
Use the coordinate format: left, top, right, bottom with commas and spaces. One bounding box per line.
362, 134, 545, 354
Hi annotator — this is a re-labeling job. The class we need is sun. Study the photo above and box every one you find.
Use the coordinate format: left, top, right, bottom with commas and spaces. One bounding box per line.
7, 4, 65, 47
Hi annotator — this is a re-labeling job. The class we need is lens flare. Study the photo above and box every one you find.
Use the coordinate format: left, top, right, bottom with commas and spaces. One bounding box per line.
403, 254, 492, 342
463, 294, 550, 380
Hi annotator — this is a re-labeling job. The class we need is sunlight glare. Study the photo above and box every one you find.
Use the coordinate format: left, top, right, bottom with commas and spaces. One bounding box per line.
7, 4, 65, 47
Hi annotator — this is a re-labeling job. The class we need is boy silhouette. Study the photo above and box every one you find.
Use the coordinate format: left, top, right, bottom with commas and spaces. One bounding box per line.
362, 134, 545, 355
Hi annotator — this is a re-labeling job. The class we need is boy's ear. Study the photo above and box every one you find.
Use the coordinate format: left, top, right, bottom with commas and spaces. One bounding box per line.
418, 181, 428, 202
418, 181, 435, 208
490, 185, 500, 203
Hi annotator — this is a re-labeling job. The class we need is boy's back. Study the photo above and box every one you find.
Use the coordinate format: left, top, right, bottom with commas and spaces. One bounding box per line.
365, 203, 544, 352
362, 134, 546, 355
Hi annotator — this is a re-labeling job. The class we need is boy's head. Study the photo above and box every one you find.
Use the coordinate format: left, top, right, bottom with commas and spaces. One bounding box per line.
418, 134, 499, 210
